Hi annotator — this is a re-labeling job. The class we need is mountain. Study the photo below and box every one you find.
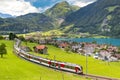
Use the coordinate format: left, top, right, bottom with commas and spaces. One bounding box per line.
61, 0, 120, 37
1, 0, 120, 38
45, 1, 79, 19
45, 1, 79, 28
0, 1, 79, 34
0, 13, 54, 34
0, 13, 12, 18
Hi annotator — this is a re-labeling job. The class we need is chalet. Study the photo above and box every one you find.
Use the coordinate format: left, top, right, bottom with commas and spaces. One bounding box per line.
33, 45, 48, 54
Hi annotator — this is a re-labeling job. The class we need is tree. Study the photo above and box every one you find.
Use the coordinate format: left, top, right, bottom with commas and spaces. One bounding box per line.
0, 43, 7, 58
93, 48, 100, 54
9, 33, 17, 40
64, 46, 70, 53
92, 40, 97, 44
18, 36, 25, 41
0, 35, 4, 40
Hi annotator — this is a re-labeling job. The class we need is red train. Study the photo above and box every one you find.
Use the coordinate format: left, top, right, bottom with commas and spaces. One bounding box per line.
14, 39, 83, 74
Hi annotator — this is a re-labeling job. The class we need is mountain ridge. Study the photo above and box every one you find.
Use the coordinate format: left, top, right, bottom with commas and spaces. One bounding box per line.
0, 0, 120, 38
0, 1, 79, 34
61, 0, 120, 37
0, 13, 13, 18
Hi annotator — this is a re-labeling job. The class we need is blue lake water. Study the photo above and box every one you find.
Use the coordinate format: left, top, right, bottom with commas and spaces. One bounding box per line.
57, 38, 120, 46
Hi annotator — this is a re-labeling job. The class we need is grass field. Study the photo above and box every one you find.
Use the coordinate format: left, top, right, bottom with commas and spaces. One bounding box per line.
23, 42, 120, 79
0, 40, 87, 80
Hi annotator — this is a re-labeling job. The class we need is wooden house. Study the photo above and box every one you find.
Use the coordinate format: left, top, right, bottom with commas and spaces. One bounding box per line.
33, 45, 48, 54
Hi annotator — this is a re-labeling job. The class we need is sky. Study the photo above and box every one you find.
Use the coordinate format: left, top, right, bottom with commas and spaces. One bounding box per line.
0, 0, 96, 16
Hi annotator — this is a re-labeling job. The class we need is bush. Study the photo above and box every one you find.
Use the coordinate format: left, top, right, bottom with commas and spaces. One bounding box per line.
0, 35, 4, 40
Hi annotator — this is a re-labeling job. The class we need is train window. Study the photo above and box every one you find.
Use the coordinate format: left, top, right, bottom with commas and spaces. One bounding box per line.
51, 62, 54, 66
51, 62, 56, 67
41, 59, 48, 63
34, 57, 38, 60
65, 65, 74, 69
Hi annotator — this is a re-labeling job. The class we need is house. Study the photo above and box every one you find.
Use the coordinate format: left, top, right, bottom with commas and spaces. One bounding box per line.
38, 40, 46, 44
112, 54, 120, 60
98, 50, 111, 60
33, 45, 48, 54
59, 43, 68, 48
93, 52, 100, 59
84, 44, 95, 56
71, 44, 82, 52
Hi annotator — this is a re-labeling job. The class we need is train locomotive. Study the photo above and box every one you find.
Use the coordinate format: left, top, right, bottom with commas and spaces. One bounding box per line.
14, 38, 83, 74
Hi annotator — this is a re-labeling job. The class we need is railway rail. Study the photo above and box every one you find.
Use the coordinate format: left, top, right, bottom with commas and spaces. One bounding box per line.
82, 74, 119, 80
13, 38, 120, 80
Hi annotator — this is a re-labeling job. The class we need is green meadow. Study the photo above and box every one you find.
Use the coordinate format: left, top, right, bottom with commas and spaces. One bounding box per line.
0, 40, 87, 80
24, 42, 120, 79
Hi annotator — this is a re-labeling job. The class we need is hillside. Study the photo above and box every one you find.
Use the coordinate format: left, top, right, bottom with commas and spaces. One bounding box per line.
0, 40, 85, 80
0, 0, 120, 38
0, 13, 54, 34
44, 1, 79, 28
0, 1, 79, 34
45, 1, 79, 19
22, 41, 120, 78
61, 0, 120, 38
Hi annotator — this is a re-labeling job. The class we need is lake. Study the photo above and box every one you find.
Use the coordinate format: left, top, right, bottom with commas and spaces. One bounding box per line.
57, 38, 120, 46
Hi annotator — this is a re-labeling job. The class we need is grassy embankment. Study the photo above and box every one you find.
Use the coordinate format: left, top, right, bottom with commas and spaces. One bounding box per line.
0, 40, 87, 80
23, 42, 120, 79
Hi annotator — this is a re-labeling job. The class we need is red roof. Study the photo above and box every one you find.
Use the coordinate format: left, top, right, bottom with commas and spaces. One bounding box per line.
36, 45, 46, 50
59, 43, 68, 47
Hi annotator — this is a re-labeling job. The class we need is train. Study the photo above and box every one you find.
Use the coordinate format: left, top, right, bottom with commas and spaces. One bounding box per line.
13, 38, 83, 74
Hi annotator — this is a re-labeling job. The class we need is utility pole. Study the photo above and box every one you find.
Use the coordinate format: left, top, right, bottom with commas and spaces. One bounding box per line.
86, 52, 88, 75
54, 55, 56, 61
54, 55, 56, 68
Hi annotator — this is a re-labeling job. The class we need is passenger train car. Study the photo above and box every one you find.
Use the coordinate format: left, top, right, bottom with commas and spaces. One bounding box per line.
14, 38, 83, 74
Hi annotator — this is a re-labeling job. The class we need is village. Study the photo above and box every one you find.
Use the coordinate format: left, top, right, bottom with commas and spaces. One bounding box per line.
18, 33, 120, 62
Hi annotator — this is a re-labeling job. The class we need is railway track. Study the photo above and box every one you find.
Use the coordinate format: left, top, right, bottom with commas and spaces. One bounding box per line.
81, 74, 119, 80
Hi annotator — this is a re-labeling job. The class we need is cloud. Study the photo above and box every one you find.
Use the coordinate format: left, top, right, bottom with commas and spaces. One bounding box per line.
0, 0, 97, 16
0, 0, 39, 16
38, 6, 51, 13
67, 0, 96, 7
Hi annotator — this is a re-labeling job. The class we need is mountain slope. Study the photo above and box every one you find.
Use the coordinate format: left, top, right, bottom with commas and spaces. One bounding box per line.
61, 0, 120, 37
0, 0, 120, 38
45, 1, 79, 28
0, 13, 54, 34
0, 1, 79, 34
45, 1, 79, 19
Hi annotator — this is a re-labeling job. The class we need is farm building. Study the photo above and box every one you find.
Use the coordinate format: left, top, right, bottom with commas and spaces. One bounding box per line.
33, 45, 48, 54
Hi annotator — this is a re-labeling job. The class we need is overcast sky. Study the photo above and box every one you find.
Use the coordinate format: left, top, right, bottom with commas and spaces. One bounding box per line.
0, 0, 96, 16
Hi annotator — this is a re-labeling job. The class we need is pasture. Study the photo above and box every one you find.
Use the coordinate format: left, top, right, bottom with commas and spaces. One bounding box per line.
0, 40, 86, 80
24, 42, 120, 79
